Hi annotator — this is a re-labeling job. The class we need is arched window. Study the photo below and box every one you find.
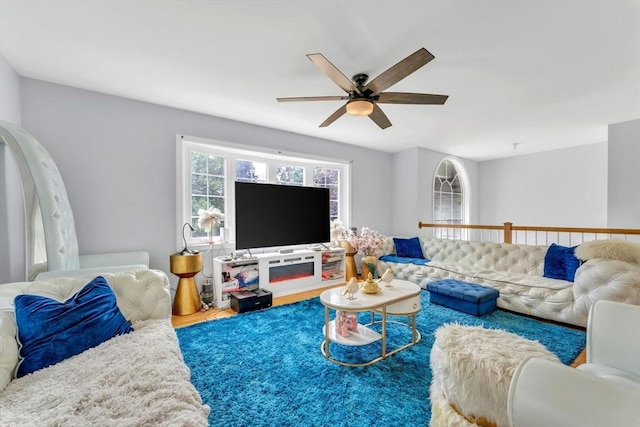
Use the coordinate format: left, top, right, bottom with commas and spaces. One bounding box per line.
433, 158, 466, 238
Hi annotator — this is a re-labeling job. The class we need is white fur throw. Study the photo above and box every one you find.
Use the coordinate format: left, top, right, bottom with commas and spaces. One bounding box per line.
0, 320, 209, 426
575, 239, 640, 264
429, 324, 559, 427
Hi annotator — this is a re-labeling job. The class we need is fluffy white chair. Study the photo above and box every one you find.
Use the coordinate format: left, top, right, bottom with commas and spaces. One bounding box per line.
576, 299, 640, 389
429, 324, 559, 427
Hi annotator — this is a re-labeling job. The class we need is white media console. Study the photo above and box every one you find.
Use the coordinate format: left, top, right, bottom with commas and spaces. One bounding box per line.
212, 248, 345, 309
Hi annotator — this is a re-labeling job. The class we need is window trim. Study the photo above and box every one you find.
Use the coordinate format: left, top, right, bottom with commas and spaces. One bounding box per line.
176, 134, 351, 250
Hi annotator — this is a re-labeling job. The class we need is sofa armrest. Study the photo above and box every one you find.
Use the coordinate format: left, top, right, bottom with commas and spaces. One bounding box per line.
508, 357, 640, 427
33, 252, 150, 281
573, 258, 640, 313
35, 264, 147, 281
79, 251, 149, 268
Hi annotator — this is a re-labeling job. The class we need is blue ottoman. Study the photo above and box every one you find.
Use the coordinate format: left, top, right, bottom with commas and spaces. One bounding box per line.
427, 280, 499, 316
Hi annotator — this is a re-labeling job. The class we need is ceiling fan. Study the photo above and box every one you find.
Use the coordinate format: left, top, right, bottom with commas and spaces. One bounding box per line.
276, 48, 448, 129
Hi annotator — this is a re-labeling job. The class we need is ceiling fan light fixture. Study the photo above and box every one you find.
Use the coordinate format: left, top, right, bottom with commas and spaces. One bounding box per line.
346, 99, 374, 116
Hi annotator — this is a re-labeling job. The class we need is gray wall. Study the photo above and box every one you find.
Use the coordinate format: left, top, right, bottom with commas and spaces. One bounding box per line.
0, 52, 21, 125
608, 119, 640, 228
19, 78, 393, 291
390, 147, 478, 237
0, 52, 25, 283
478, 142, 609, 227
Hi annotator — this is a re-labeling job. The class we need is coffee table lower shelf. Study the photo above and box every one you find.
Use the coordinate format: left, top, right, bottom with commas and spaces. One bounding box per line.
323, 320, 383, 346
320, 317, 422, 367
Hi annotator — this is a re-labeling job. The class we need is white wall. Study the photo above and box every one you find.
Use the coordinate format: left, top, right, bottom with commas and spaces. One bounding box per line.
0, 52, 25, 283
19, 78, 393, 292
391, 147, 479, 237
607, 119, 640, 228
477, 142, 608, 227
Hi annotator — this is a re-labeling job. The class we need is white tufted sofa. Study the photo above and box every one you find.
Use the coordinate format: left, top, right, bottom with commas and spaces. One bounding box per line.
379, 237, 640, 327
0, 269, 209, 425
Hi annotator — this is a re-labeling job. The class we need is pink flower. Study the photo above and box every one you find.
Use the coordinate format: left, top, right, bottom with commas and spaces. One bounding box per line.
347, 227, 385, 256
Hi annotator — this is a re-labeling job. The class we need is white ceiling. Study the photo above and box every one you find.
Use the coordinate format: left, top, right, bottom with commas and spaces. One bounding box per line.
1, 0, 638, 161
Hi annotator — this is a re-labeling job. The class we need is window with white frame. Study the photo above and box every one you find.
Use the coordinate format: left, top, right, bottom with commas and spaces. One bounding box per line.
178, 136, 350, 246
433, 158, 466, 239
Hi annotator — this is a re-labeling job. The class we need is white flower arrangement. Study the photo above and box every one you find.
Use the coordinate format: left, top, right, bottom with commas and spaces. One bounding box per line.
197, 207, 225, 233
330, 219, 348, 246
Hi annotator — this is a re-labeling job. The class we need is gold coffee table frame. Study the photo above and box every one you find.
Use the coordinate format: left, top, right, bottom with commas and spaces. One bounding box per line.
319, 279, 422, 367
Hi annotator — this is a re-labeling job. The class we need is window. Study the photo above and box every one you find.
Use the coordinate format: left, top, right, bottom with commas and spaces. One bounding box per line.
313, 168, 340, 221
276, 165, 304, 185
178, 136, 350, 247
433, 158, 466, 238
236, 159, 266, 183
190, 152, 225, 238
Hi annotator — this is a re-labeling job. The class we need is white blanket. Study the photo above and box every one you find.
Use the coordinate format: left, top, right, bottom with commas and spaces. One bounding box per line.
0, 320, 209, 426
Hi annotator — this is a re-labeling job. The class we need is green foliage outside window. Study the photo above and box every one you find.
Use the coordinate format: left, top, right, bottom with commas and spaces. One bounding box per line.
277, 165, 304, 185
191, 152, 225, 236
314, 168, 340, 220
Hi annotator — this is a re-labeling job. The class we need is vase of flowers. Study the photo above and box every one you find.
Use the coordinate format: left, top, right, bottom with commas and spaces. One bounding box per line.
347, 227, 385, 279
197, 207, 225, 243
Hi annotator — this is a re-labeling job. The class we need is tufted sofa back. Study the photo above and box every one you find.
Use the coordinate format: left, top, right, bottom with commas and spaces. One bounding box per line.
423, 238, 547, 275
0, 269, 171, 391
382, 237, 548, 276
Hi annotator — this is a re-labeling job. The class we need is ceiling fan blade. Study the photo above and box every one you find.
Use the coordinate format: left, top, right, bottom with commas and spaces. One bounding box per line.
363, 48, 435, 95
307, 53, 360, 94
277, 95, 348, 102
319, 104, 347, 127
377, 92, 448, 105
369, 104, 392, 129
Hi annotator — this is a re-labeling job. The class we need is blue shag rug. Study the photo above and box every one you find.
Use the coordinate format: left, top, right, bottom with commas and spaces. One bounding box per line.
176, 291, 585, 427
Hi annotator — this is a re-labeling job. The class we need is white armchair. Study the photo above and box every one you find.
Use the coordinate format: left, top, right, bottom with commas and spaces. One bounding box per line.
576, 299, 640, 388
507, 357, 640, 427
508, 300, 640, 427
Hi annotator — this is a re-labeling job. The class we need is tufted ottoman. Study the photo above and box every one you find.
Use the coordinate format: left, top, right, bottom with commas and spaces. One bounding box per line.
429, 324, 560, 427
428, 279, 499, 316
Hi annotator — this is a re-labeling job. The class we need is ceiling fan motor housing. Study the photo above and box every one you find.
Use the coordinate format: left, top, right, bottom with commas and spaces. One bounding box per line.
352, 73, 369, 88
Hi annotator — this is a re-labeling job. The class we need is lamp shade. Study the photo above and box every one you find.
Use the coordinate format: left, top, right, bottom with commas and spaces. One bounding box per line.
346, 99, 374, 116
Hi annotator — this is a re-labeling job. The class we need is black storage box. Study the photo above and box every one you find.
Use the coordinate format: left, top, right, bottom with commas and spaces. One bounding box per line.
230, 289, 273, 313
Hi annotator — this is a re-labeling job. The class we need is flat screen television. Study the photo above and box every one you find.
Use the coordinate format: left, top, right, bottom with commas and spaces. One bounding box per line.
235, 181, 330, 251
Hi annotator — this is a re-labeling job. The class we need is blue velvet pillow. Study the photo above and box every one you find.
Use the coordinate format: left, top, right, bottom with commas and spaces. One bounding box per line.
14, 276, 133, 378
543, 244, 581, 282
393, 237, 424, 259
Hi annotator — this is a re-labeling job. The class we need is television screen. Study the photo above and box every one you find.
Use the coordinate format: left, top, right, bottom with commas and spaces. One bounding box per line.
235, 181, 331, 250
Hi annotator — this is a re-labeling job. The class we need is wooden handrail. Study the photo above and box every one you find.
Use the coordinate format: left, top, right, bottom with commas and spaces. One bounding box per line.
418, 221, 640, 244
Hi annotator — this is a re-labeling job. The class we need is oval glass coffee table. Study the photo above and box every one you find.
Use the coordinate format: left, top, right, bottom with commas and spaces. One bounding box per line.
320, 279, 422, 367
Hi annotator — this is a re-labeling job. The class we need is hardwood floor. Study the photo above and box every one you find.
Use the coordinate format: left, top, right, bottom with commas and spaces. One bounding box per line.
171, 284, 341, 328
171, 285, 586, 366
